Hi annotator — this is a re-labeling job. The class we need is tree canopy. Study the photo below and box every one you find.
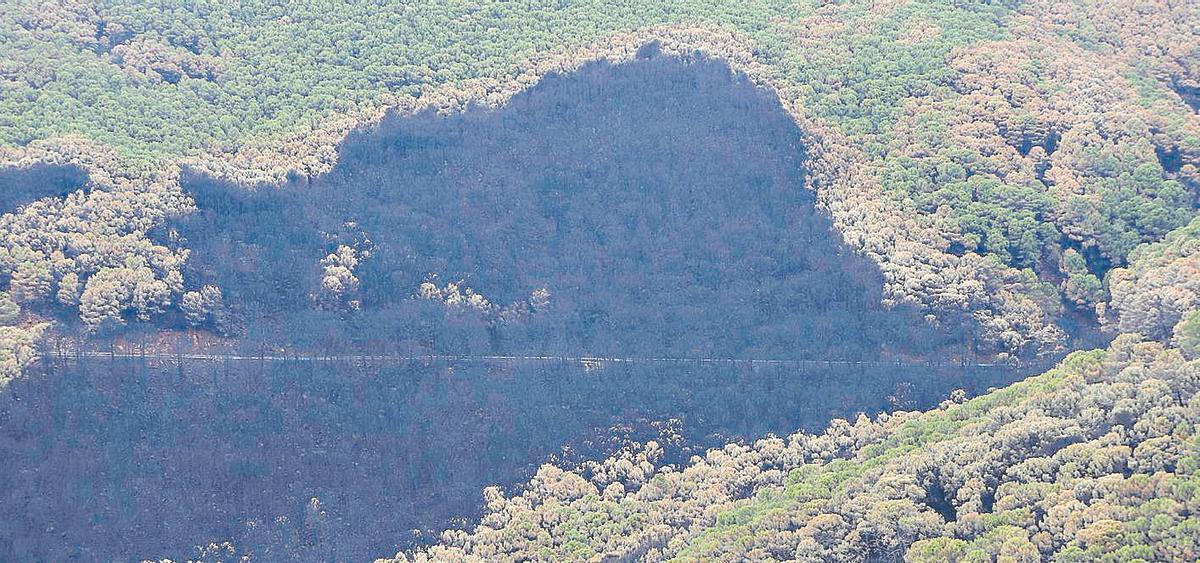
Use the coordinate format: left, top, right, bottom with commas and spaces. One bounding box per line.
1, 0, 1196, 371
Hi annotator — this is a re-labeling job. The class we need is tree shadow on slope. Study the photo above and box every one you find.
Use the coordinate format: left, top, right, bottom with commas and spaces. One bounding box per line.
174, 53, 975, 362
2, 356, 1028, 561
1, 53, 1052, 562
0, 163, 88, 214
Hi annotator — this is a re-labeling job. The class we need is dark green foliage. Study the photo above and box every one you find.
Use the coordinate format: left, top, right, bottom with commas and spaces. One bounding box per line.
1177, 311, 1200, 359
1061, 248, 1103, 306
1069, 160, 1193, 263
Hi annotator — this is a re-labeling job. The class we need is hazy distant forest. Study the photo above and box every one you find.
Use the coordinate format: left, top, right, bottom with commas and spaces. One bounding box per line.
0, 0, 1198, 561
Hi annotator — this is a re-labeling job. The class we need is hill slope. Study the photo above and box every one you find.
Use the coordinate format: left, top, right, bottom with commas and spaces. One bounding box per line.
389, 332, 1200, 561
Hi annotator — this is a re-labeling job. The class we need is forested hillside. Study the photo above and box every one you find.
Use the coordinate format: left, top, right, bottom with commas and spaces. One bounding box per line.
0, 0, 1199, 561
390, 334, 1200, 562
167, 55, 971, 362
1, 0, 1197, 380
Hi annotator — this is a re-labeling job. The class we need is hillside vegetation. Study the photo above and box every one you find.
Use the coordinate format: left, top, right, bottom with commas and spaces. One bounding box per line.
387, 332, 1200, 562
168, 55, 973, 362
0, 1, 1198, 561
1, 0, 1197, 383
